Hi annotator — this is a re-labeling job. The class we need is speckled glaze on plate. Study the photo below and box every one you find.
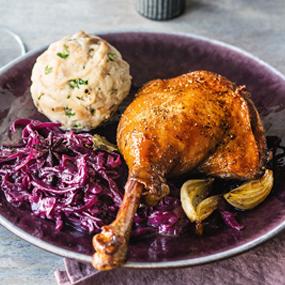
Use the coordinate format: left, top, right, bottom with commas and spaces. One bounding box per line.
0, 32, 285, 269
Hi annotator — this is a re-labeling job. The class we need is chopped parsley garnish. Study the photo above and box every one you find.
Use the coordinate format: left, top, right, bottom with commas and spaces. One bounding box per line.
107, 52, 116, 62
73, 123, 81, 128
68, 78, 88, 89
76, 96, 84, 100
57, 44, 69, 59
45, 65, 53, 74
78, 79, 88, 85
68, 79, 79, 89
67, 95, 71, 99
38, 93, 43, 100
64, 106, 76, 117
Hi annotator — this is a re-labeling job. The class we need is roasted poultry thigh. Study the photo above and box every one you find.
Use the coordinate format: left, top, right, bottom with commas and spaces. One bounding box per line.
92, 70, 268, 270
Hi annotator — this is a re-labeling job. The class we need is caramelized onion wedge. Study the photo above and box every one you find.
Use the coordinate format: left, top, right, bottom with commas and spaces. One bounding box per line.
223, 169, 273, 210
196, 195, 221, 221
180, 178, 215, 223
195, 195, 221, 235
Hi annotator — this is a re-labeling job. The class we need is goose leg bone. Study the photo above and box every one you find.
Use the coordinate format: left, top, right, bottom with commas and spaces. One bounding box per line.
92, 179, 143, 270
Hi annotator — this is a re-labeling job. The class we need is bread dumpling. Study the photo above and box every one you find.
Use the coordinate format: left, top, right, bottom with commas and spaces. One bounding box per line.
30, 31, 131, 131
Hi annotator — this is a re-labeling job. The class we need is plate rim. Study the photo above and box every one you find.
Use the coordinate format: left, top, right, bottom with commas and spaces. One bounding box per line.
1, 29, 285, 81
0, 30, 285, 269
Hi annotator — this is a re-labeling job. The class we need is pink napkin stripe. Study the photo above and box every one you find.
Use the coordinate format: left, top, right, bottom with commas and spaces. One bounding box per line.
54, 270, 71, 285
64, 258, 99, 284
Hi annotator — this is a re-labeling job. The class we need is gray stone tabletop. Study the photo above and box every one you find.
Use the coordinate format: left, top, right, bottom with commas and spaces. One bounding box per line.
0, 0, 285, 284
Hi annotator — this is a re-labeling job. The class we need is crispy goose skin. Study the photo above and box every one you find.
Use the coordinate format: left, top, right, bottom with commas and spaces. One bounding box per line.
92, 70, 268, 270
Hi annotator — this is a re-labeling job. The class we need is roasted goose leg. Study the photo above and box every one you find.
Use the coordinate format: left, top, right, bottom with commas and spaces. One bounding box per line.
92, 70, 268, 270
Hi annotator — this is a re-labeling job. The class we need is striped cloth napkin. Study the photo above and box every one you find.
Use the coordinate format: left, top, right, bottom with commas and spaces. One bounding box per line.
54, 230, 285, 285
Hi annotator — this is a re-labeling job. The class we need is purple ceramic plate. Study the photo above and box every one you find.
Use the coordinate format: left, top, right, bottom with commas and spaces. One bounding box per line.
0, 32, 285, 269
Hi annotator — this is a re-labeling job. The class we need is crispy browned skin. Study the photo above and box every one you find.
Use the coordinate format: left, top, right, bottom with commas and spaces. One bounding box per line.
92, 70, 268, 270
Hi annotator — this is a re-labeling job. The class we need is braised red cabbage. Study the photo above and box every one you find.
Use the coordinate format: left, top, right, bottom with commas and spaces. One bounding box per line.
0, 119, 189, 235
220, 210, 244, 231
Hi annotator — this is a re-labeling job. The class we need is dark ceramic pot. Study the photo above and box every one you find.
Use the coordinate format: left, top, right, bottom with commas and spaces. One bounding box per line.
135, 0, 185, 20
